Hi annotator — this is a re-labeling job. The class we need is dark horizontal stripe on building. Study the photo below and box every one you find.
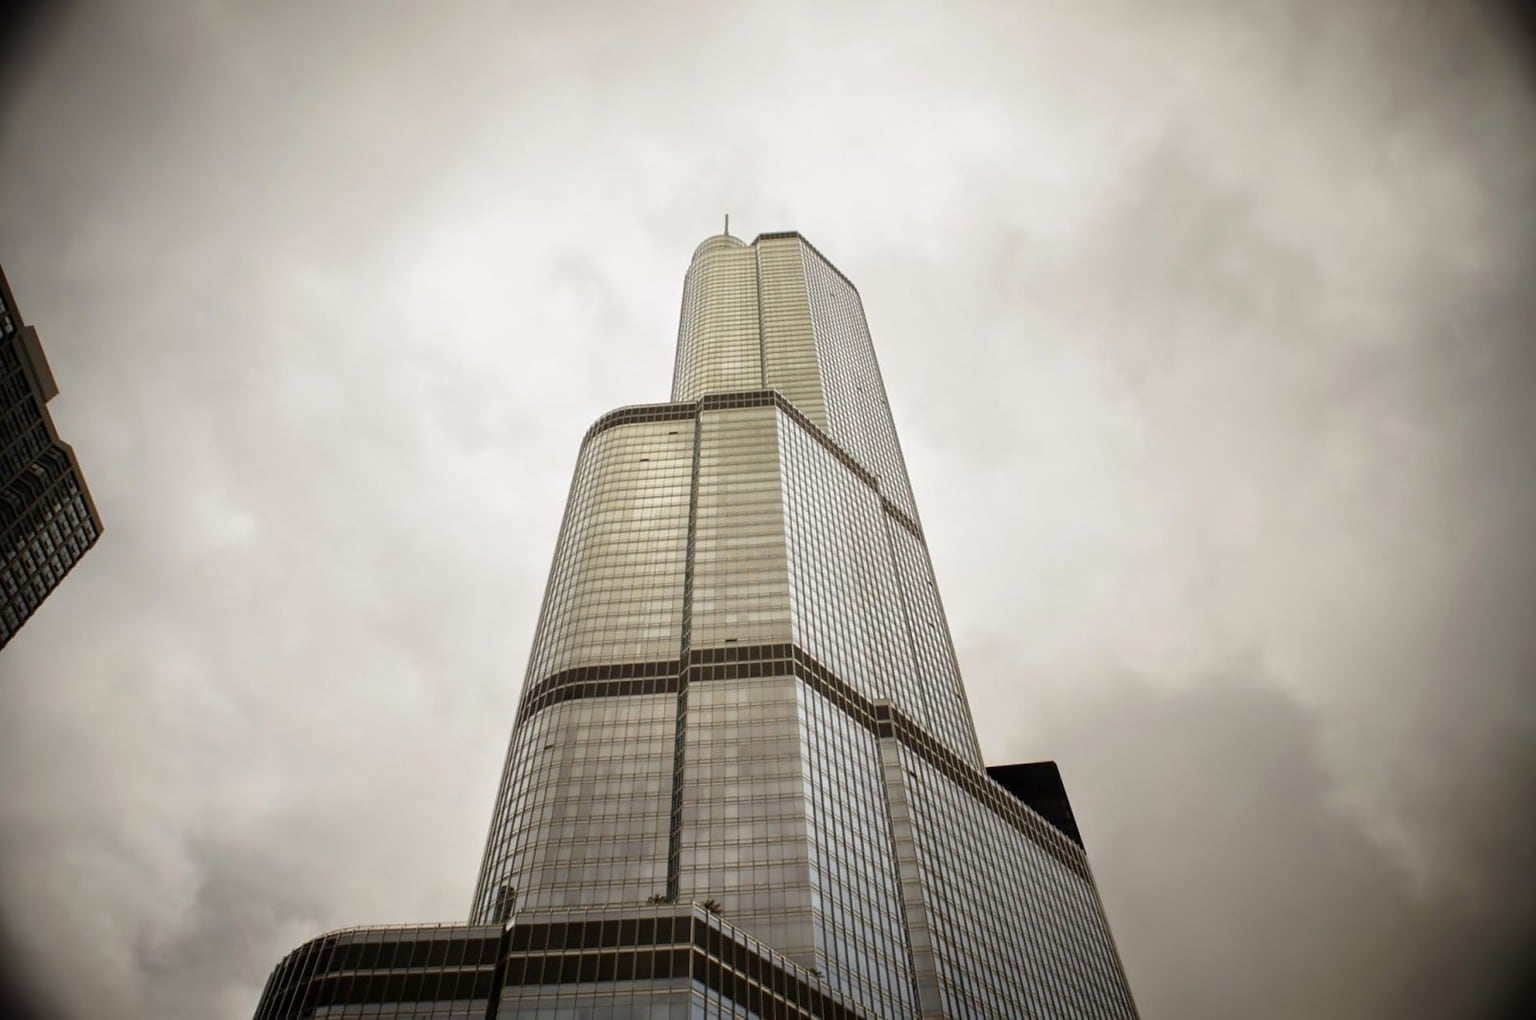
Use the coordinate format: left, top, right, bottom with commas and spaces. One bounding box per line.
512, 642, 1089, 882
254, 910, 867, 1020
253, 925, 506, 1020
515, 659, 681, 718
880, 496, 923, 540
579, 390, 918, 539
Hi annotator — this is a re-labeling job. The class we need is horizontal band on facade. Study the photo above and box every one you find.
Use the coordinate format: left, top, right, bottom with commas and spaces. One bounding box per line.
255, 909, 868, 1020
880, 496, 922, 540
253, 924, 505, 1020
512, 642, 1089, 882
580, 389, 916, 540
505, 911, 867, 1020
515, 659, 682, 718
579, 403, 697, 444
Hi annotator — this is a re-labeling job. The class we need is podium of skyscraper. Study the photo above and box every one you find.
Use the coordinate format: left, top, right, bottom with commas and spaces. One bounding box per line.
253, 231, 1138, 1019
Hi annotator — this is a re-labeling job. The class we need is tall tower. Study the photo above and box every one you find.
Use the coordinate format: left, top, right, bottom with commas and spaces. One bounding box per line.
0, 265, 102, 649
254, 232, 1137, 1019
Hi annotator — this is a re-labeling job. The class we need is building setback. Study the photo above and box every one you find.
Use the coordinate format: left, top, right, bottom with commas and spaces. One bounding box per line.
254, 231, 1138, 1018
0, 266, 101, 649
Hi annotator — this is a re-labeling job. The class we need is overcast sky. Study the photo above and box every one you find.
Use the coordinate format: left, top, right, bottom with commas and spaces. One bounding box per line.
1, 1, 1533, 1018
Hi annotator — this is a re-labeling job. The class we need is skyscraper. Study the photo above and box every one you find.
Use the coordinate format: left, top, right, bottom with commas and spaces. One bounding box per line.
254, 231, 1137, 1019
0, 265, 102, 649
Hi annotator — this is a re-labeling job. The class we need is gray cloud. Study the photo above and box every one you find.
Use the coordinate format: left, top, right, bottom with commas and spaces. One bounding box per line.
1, 1, 1532, 1017
991, 665, 1536, 1020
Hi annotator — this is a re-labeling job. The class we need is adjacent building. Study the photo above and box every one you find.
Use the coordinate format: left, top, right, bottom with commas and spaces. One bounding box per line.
254, 231, 1137, 1018
0, 266, 101, 649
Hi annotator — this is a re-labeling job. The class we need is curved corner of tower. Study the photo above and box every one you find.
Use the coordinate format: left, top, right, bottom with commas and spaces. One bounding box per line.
690, 233, 748, 261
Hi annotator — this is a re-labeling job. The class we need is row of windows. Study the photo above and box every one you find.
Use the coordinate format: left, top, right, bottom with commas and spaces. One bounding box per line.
473, 696, 675, 921
256, 926, 503, 1020
755, 236, 827, 429
883, 513, 983, 763
779, 411, 927, 761
679, 680, 817, 963
498, 639, 1089, 885
516, 660, 681, 721
583, 388, 879, 499
0, 388, 45, 445
672, 243, 763, 404
879, 496, 922, 542
260, 911, 869, 1020
0, 423, 50, 482
537, 404, 956, 744
896, 746, 1134, 1017
1, 476, 98, 647
876, 703, 1084, 879
584, 405, 696, 446
799, 243, 918, 522
526, 421, 692, 679
795, 685, 921, 1016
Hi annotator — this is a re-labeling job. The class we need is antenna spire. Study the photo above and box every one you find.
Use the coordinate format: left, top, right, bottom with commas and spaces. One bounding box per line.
724, 213, 730, 237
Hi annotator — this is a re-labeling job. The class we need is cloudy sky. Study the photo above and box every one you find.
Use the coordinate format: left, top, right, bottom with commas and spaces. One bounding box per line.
2, 1, 1533, 1017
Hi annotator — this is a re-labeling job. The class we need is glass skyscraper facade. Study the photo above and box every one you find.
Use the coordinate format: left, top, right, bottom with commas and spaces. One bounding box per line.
254, 232, 1137, 1019
0, 265, 102, 649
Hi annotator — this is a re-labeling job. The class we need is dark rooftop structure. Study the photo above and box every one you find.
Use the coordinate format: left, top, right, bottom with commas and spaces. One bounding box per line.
988, 760, 1087, 850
